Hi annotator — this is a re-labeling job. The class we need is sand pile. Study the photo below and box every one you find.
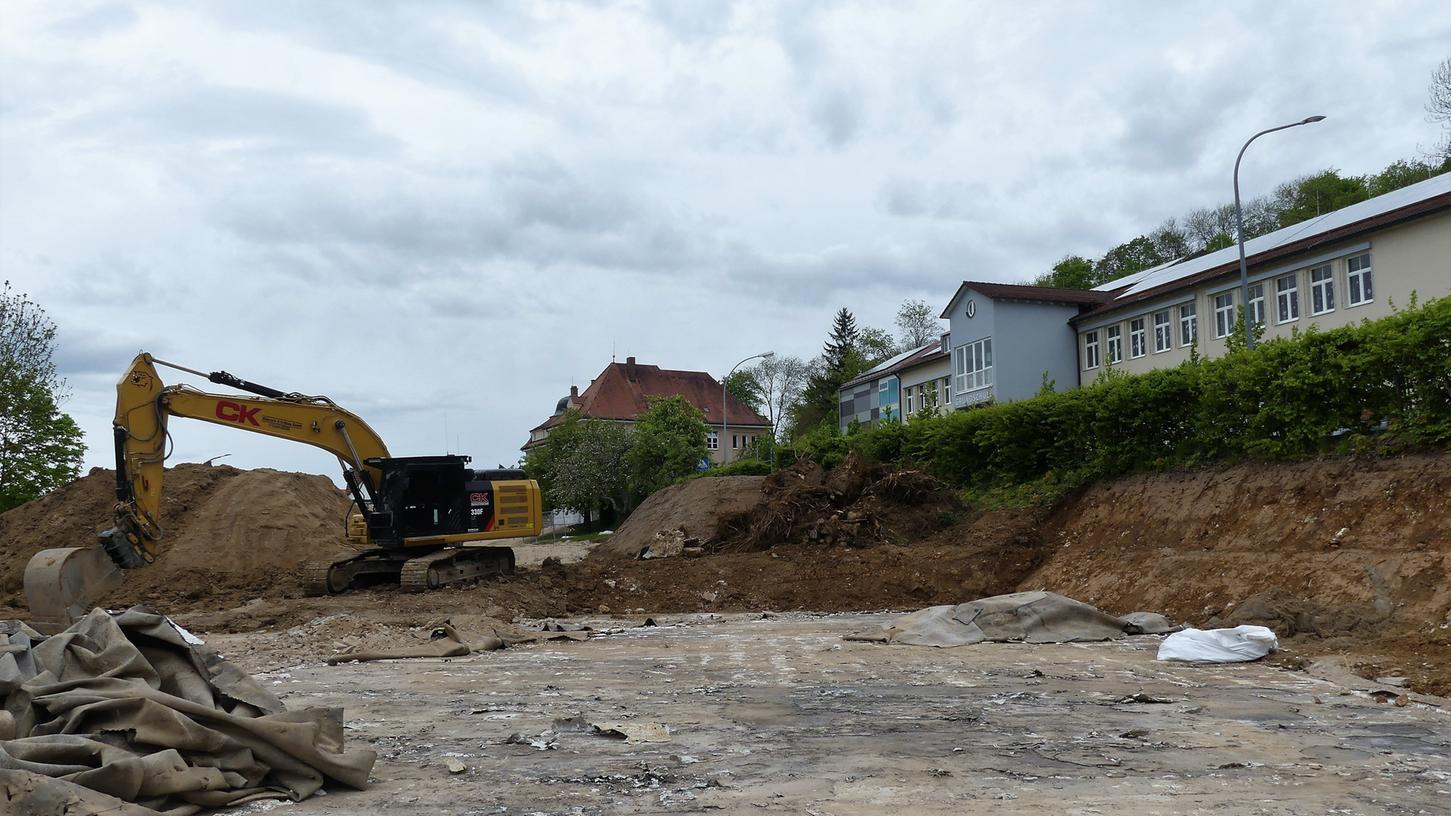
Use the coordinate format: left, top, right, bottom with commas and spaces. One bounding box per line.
595, 475, 768, 559
0, 463, 352, 607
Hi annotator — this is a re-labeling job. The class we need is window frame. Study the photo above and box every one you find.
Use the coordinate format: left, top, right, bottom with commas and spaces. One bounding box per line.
1213, 292, 1234, 339
1152, 310, 1172, 353
1346, 252, 1373, 307
1309, 264, 1335, 316
707, 430, 719, 451
1248, 283, 1265, 327
1105, 325, 1122, 365
1275, 273, 1300, 324
1083, 330, 1100, 370
1129, 317, 1146, 359
954, 336, 994, 393
1178, 302, 1197, 348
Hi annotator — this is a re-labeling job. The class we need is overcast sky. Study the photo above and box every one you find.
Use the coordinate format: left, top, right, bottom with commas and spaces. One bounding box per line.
2, 1, 1448, 480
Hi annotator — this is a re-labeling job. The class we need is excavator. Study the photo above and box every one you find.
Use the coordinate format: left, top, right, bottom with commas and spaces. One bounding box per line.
23, 352, 542, 633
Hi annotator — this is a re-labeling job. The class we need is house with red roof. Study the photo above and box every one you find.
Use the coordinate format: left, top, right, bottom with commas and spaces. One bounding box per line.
523, 356, 773, 465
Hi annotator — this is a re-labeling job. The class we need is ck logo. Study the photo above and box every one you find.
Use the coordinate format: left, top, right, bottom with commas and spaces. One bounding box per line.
215, 400, 261, 426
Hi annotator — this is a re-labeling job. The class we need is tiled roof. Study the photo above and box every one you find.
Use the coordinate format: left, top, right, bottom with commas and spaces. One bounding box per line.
523, 358, 771, 449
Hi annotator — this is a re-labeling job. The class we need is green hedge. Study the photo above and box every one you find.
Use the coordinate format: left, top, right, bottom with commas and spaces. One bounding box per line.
835, 295, 1451, 487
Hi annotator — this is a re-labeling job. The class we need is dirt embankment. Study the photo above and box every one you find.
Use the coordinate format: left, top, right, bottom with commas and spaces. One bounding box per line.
0, 463, 352, 608
597, 475, 767, 559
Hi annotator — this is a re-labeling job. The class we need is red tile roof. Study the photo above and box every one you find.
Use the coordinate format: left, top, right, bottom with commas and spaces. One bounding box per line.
524, 357, 771, 449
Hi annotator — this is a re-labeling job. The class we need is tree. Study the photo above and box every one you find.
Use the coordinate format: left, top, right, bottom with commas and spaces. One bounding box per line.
628, 395, 709, 496
1, 282, 85, 512
822, 308, 859, 373
1096, 235, 1168, 285
894, 299, 941, 348
1269, 169, 1369, 228
856, 326, 899, 367
1033, 255, 1097, 289
1428, 57, 1451, 159
548, 420, 633, 520
722, 369, 764, 413
1366, 158, 1443, 197
748, 354, 807, 439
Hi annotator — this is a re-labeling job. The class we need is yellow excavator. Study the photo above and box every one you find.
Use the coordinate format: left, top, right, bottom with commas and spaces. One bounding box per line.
24, 353, 542, 632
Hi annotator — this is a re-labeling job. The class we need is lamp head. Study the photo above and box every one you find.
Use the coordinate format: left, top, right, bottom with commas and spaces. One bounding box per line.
761, 351, 776, 358
1302, 115, 1326, 124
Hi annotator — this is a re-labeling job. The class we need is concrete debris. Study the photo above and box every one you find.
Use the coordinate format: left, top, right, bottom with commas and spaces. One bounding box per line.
444, 758, 467, 774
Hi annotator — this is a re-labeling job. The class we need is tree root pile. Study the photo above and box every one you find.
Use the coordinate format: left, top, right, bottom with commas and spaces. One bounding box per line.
713, 455, 957, 552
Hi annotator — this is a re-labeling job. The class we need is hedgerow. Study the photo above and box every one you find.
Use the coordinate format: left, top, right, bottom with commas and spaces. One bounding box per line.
828, 295, 1451, 487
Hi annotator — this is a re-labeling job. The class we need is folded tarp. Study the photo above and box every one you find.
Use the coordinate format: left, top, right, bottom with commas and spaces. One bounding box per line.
1157, 625, 1279, 663
847, 591, 1178, 647
1, 607, 376, 815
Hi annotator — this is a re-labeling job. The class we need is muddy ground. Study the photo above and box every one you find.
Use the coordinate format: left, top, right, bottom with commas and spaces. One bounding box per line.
205, 612, 1451, 815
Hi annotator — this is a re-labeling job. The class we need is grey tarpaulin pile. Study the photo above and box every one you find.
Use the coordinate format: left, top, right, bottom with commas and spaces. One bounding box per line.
847, 591, 1179, 647
1, 607, 376, 815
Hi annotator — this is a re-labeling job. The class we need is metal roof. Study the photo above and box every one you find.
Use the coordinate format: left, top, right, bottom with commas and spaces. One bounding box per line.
1093, 173, 1451, 299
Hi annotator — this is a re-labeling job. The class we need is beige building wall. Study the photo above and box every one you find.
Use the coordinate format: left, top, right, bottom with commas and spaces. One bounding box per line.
710, 425, 772, 465
898, 358, 952, 418
1074, 210, 1451, 385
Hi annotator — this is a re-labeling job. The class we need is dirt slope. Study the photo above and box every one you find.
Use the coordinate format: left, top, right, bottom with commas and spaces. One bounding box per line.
596, 475, 767, 559
0, 464, 352, 606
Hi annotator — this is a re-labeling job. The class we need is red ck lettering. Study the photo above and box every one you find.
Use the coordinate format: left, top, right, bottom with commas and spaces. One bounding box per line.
216, 400, 261, 426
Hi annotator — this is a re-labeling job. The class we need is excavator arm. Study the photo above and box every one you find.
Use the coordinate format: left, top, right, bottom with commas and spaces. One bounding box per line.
101, 353, 391, 566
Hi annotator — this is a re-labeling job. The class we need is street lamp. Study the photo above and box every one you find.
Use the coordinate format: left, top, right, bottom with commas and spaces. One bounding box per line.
723, 351, 773, 466
1235, 115, 1326, 349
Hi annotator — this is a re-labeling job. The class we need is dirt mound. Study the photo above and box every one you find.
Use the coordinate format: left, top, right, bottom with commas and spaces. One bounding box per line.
714, 455, 957, 552
0, 464, 352, 607
595, 475, 767, 559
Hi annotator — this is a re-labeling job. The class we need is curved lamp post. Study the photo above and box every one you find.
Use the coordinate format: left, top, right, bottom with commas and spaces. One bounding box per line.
722, 351, 773, 465
1235, 115, 1326, 349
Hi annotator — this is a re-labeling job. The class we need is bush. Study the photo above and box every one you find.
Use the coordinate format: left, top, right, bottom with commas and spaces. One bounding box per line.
698, 459, 773, 478
830, 296, 1451, 486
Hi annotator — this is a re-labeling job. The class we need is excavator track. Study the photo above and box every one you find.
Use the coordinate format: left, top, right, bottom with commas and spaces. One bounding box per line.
400, 547, 516, 593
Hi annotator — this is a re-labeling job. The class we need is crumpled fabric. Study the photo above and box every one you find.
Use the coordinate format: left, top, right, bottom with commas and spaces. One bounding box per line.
1, 607, 375, 815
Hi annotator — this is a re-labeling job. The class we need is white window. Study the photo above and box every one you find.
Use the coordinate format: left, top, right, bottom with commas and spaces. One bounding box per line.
732, 434, 739, 449
954, 337, 993, 392
1310, 264, 1335, 315
1347, 253, 1373, 306
1213, 292, 1234, 339
1248, 283, 1265, 326
707, 431, 718, 451
1083, 330, 1100, 370
942, 377, 951, 404
1106, 325, 1122, 365
1129, 317, 1146, 358
905, 387, 914, 415
1276, 274, 1299, 323
1153, 310, 1171, 353
1178, 302, 1197, 347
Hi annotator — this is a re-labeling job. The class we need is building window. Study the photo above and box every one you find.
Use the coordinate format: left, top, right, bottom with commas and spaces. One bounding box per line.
1213, 292, 1234, 339
1129, 317, 1146, 358
1347, 252, 1373, 305
707, 431, 718, 450
1153, 310, 1171, 353
1178, 302, 1197, 347
1248, 283, 1265, 326
943, 377, 951, 404
1106, 325, 1122, 365
1083, 330, 1100, 370
732, 434, 739, 449
1310, 264, 1335, 315
905, 387, 914, 415
1276, 273, 1299, 323
954, 337, 993, 392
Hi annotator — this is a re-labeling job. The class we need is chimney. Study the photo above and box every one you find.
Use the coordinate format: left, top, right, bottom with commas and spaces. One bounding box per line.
569, 385, 579, 400
625, 356, 637, 381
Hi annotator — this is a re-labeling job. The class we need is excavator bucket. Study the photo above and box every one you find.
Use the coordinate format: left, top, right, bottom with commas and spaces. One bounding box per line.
24, 545, 125, 635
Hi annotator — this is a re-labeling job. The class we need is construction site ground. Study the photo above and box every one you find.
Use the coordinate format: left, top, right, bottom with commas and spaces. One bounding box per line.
202, 611, 1451, 815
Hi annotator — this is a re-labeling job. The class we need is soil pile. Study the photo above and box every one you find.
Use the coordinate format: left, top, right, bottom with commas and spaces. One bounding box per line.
714, 456, 958, 552
596, 475, 767, 559
0, 463, 352, 607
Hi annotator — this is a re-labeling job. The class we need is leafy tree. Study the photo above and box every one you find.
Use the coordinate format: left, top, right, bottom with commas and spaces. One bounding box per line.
723, 369, 764, 413
856, 326, 899, 367
1269, 170, 1369, 228
1366, 158, 1443, 197
548, 420, 633, 520
1149, 218, 1190, 261
523, 409, 585, 512
1, 282, 85, 512
1033, 255, 1097, 289
894, 299, 941, 348
1096, 235, 1168, 284
628, 395, 709, 496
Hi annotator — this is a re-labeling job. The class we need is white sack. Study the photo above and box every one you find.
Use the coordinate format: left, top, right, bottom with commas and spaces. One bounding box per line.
1156, 625, 1278, 663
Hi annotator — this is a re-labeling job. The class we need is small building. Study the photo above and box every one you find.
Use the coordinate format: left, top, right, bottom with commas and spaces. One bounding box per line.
1072, 173, 1451, 383
523, 356, 772, 465
938, 282, 1109, 406
838, 339, 952, 432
